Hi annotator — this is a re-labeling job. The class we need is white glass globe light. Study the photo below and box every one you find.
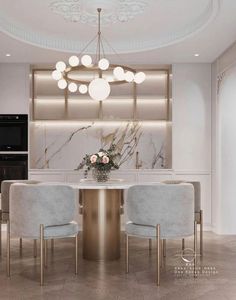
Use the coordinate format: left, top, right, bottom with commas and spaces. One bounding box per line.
88, 78, 111, 101
106, 76, 114, 82
79, 84, 88, 94
56, 61, 66, 72
68, 82, 77, 93
113, 66, 125, 80
52, 70, 62, 80
81, 55, 92, 67
57, 79, 67, 89
134, 72, 146, 84
125, 71, 134, 82
98, 58, 110, 70
69, 55, 79, 67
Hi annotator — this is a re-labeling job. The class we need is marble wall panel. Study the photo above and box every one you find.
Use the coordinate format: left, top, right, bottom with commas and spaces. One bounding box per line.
30, 121, 168, 170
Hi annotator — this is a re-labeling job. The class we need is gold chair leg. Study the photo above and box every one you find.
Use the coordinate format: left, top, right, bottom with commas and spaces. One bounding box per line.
194, 221, 197, 278
149, 238, 152, 254
125, 234, 129, 274
51, 239, 54, 254
40, 224, 44, 286
182, 238, 185, 251
160, 239, 163, 268
75, 234, 78, 275
44, 240, 48, 268
7, 220, 10, 277
163, 239, 166, 258
156, 224, 160, 286
33, 239, 37, 258
0, 219, 2, 257
200, 210, 203, 257
19, 238, 22, 256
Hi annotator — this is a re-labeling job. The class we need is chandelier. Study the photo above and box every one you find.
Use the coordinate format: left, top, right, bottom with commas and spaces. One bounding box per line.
52, 8, 146, 101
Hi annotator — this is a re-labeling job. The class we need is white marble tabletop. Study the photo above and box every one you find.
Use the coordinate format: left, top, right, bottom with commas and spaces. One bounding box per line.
70, 179, 135, 189
38, 180, 164, 189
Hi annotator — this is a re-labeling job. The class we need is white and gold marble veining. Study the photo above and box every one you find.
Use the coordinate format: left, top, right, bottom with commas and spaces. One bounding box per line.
30, 121, 167, 170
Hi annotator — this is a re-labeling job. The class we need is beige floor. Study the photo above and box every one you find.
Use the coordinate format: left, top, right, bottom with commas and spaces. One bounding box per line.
0, 232, 235, 300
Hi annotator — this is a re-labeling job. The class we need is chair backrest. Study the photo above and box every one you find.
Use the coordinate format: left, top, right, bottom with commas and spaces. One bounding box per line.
1, 180, 41, 213
188, 181, 201, 213
162, 180, 201, 213
126, 183, 194, 238
10, 183, 76, 238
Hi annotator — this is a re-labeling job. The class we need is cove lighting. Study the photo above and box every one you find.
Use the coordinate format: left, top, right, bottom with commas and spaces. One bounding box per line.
35, 99, 65, 104
32, 120, 167, 127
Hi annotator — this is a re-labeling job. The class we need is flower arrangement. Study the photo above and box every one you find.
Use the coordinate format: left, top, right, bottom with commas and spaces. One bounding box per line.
79, 144, 120, 181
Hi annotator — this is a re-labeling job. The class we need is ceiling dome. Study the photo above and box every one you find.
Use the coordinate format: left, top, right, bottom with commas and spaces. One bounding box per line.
0, 0, 220, 54
49, 0, 149, 25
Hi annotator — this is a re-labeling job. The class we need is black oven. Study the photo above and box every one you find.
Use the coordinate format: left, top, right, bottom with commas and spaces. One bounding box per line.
0, 154, 28, 192
0, 115, 28, 151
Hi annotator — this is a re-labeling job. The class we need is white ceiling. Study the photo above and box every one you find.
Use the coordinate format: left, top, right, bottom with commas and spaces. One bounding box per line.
0, 0, 235, 64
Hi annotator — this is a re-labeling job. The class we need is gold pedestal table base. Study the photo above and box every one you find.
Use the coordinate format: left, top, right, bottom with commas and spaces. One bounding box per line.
80, 189, 122, 261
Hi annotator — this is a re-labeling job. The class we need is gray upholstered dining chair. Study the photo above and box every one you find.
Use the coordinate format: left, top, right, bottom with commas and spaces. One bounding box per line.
162, 180, 203, 256
0, 179, 41, 256
7, 183, 79, 286
125, 183, 196, 286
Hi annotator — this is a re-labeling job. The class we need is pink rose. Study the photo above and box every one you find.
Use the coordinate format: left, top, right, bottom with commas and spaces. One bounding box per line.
102, 155, 109, 164
90, 154, 97, 163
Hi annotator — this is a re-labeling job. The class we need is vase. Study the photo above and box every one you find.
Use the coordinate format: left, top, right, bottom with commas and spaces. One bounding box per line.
92, 169, 110, 182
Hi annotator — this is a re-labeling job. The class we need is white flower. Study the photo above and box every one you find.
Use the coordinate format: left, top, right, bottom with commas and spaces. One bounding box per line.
98, 151, 104, 157
90, 154, 97, 163
102, 155, 109, 164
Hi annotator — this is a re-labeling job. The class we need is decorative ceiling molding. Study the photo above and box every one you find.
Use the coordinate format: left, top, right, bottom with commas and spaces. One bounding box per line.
49, 0, 150, 25
0, 0, 220, 54
143, 0, 221, 50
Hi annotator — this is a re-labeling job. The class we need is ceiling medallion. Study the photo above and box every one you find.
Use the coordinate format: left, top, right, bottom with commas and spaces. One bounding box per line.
52, 8, 146, 101
49, 0, 150, 25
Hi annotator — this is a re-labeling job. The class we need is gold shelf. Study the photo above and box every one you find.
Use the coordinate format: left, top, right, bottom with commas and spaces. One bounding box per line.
31, 68, 171, 122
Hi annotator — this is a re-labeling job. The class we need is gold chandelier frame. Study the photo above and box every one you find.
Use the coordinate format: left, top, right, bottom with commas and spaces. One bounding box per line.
61, 8, 137, 86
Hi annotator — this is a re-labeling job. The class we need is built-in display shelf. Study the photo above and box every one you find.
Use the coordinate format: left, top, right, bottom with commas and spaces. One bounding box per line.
30, 67, 172, 171
32, 68, 171, 122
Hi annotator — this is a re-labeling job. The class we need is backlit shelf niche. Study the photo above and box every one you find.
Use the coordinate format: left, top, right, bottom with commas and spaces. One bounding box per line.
30, 68, 172, 170
31, 68, 171, 122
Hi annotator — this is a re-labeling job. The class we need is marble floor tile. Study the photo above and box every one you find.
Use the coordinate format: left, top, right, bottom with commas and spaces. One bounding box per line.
0, 232, 236, 299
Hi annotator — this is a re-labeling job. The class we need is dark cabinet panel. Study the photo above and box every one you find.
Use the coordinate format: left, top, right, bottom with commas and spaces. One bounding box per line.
0, 154, 28, 192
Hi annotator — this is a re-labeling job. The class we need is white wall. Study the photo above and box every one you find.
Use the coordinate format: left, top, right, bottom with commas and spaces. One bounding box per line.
0, 63, 30, 114
218, 66, 236, 233
212, 41, 236, 234
172, 64, 212, 172
172, 64, 212, 229
211, 61, 220, 233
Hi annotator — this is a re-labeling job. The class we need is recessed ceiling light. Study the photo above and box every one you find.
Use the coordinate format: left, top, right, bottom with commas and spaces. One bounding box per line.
6, 53, 11, 57
194, 53, 200, 57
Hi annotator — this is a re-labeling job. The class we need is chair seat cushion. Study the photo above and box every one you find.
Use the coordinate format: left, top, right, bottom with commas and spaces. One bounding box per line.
44, 221, 79, 239
126, 222, 157, 238
13, 221, 79, 239
126, 222, 193, 240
